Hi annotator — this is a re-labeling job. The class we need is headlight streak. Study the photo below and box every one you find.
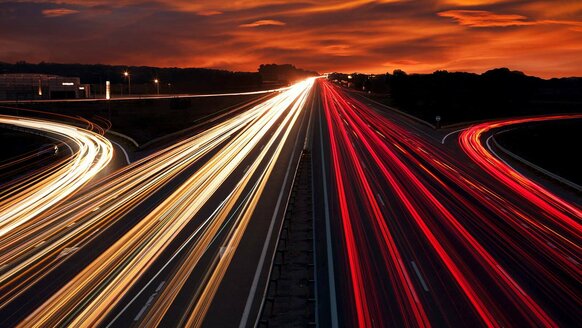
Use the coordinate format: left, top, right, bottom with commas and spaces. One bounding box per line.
0, 92, 280, 307
0, 115, 113, 238
17, 78, 315, 327
319, 80, 579, 326
143, 79, 313, 328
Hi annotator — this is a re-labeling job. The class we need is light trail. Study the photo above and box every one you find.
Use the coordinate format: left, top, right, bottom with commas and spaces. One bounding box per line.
322, 82, 430, 328
0, 115, 113, 238
17, 78, 315, 327
0, 92, 278, 308
319, 80, 580, 326
459, 116, 582, 235
143, 81, 310, 327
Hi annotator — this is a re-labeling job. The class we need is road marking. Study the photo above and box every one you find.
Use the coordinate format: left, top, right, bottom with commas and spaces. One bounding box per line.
107, 130, 139, 148
105, 197, 231, 327
57, 246, 79, 259
134, 293, 158, 321
241, 104, 307, 328
110, 139, 131, 164
489, 132, 582, 192
441, 127, 468, 144
485, 135, 512, 168
376, 193, 385, 207
411, 261, 429, 292
155, 281, 165, 292
317, 106, 339, 328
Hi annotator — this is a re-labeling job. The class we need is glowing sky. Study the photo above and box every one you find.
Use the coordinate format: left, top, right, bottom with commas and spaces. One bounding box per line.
1, 0, 581, 77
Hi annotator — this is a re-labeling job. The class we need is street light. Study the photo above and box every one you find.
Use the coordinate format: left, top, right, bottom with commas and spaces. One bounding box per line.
123, 71, 131, 96
154, 79, 160, 95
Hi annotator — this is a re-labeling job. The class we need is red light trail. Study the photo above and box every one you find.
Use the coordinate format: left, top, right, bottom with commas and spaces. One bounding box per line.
319, 79, 580, 326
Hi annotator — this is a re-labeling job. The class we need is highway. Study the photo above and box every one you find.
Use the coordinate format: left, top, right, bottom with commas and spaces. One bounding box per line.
1, 77, 579, 327
0, 78, 315, 327
312, 80, 581, 327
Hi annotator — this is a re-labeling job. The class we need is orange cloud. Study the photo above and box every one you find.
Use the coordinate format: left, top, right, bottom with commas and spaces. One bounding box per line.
42, 8, 80, 17
439, 10, 582, 29
240, 19, 286, 28
440, 0, 509, 5
438, 10, 533, 27
197, 10, 222, 16
2, 1, 582, 78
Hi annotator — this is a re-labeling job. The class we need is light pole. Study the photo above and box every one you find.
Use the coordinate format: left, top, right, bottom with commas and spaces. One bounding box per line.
124, 71, 131, 96
154, 79, 160, 95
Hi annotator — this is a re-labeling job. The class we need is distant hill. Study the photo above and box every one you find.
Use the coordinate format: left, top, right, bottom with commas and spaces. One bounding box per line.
329, 68, 582, 125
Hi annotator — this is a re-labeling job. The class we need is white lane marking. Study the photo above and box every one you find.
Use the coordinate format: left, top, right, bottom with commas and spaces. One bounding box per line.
107, 130, 139, 148
490, 132, 582, 192
318, 106, 339, 327
309, 99, 320, 327
441, 127, 468, 144
134, 293, 158, 321
110, 139, 131, 164
155, 281, 165, 292
376, 193, 385, 207
105, 196, 231, 327
241, 103, 307, 328
57, 246, 79, 259
411, 261, 429, 292
486, 135, 513, 168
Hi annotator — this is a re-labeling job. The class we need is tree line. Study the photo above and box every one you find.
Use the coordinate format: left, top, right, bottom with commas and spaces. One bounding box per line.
329, 68, 582, 125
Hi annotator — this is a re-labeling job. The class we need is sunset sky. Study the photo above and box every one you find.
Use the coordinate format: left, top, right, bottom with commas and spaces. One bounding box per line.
1, 0, 581, 78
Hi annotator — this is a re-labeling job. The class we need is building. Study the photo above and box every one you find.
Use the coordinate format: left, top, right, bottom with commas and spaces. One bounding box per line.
0, 74, 90, 100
